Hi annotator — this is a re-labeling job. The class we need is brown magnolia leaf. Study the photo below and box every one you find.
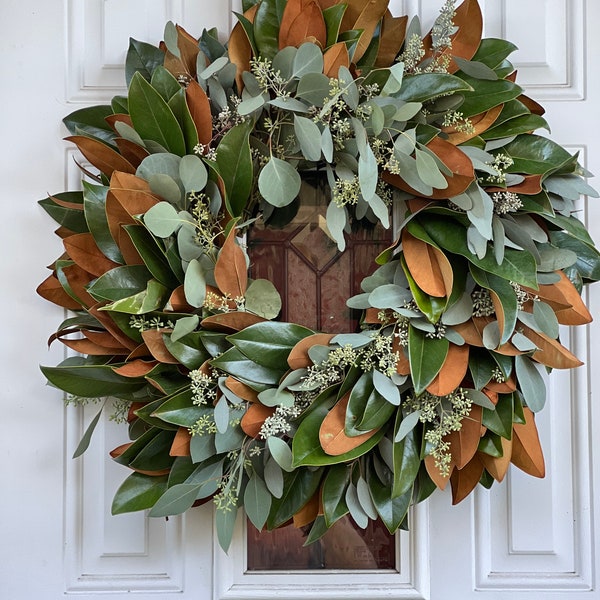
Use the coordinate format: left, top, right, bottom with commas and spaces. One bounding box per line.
323, 42, 350, 77
141, 330, 179, 364
109, 443, 171, 476
65, 135, 136, 177
162, 43, 188, 80
84, 329, 130, 349
445, 104, 504, 145
426, 343, 469, 396
453, 317, 486, 347
407, 198, 434, 213
176, 24, 200, 78
375, 12, 408, 67
293, 491, 320, 528
186, 79, 213, 146
88, 303, 139, 351
339, 0, 388, 63
487, 174, 542, 196
168, 286, 195, 312
423, 0, 483, 74
48, 194, 84, 211
319, 393, 379, 456
225, 376, 260, 403
384, 137, 475, 199
484, 377, 516, 393
62, 263, 97, 308
229, 23, 253, 92
518, 93, 545, 116
37, 274, 82, 310
479, 435, 512, 482
241, 403, 275, 438
481, 389, 499, 406
63, 232, 120, 277
315, 0, 338, 8
200, 311, 266, 333
170, 427, 191, 457
402, 229, 453, 297
110, 171, 153, 192
445, 404, 482, 469
128, 402, 145, 422
424, 453, 453, 490
511, 407, 545, 478
127, 343, 152, 360
112, 359, 158, 378
530, 271, 592, 326
105, 113, 134, 132
214, 227, 248, 299
364, 307, 386, 324
450, 454, 484, 504
280, 0, 327, 49
517, 324, 583, 369
288, 333, 334, 369
115, 138, 149, 168
61, 337, 127, 355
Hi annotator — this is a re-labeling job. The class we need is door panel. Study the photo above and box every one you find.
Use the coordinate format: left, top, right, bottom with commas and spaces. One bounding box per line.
3, 0, 599, 598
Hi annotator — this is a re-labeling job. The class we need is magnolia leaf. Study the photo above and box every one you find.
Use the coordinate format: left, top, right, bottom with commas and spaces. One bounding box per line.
214, 227, 248, 299
112, 472, 169, 514
244, 474, 271, 530
258, 157, 301, 207
408, 326, 449, 395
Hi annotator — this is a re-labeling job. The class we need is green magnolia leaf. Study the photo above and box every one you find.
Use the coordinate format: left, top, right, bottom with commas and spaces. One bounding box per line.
294, 115, 322, 162
267, 436, 294, 472
458, 75, 522, 117
81, 182, 124, 263
258, 157, 302, 208
393, 410, 421, 497
148, 483, 202, 517
322, 464, 350, 527
549, 231, 600, 281
228, 322, 313, 370
101, 279, 168, 314
151, 65, 181, 101
471, 38, 518, 70
39, 191, 87, 233
211, 347, 283, 388
63, 105, 115, 145
398, 73, 472, 103
152, 389, 206, 427
253, 0, 280, 59
323, 3, 347, 47
41, 362, 146, 398
87, 265, 152, 301
503, 134, 574, 175
129, 429, 176, 471
128, 72, 186, 155
408, 326, 449, 395
126, 38, 164, 85
515, 355, 546, 412
482, 393, 513, 439
369, 464, 412, 534
72, 405, 104, 458
244, 474, 272, 530
112, 472, 169, 514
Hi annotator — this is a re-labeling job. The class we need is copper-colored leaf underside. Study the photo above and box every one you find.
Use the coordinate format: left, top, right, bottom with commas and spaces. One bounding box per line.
280, 0, 327, 49
487, 174, 542, 196
115, 138, 149, 169
339, 0, 389, 63
375, 12, 407, 67
113, 359, 158, 378
293, 491, 320, 528
446, 404, 482, 469
169, 285, 195, 312
63, 232, 120, 277
214, 227, 248, 299
445, 104, 504, 145
37, 273, 82, 310
424, 453, 453, 490
225, 376, 260, 403
392, 336, 411, 375
288, 333, 334, 370
66, 135, 135, 177
60, 337, 128, 356
241, 403, 275, 438
511, 407, 545, 478
176, 24, 200, 78
402, 229, 453, 297
186, 80, 213, 147
141, 329, 179, 364
105, 113, 134, 133
319, 393, 378, 456
88, 303, 139, 351
200, 311, 266, 333
518, 324, 583, 369
450, 454, 484, 504
479, 435, 512, 482
170, 427, 192, 457
323, 42, 350, 77
426, 343, 469, 396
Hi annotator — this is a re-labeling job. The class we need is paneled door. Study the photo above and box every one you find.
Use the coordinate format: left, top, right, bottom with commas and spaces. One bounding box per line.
2, 1, 599, 599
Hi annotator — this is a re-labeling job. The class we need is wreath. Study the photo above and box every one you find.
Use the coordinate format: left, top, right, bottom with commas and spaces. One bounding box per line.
38, 0, 600, 551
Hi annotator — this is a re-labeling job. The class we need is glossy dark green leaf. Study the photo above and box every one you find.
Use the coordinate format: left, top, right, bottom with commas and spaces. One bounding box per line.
82, 181, 124, 263
151, 65, 181, 101
63, 105, 115, 146
168, 88, 200, 154
397, 73, 472, 103
130, 429, 176, 471
41, 362, 146, 398
393, 409, 421, 498
471, 38, 518, 70
321, 464, 350, 527
128, 71, 186, 155
112, 472, 169, 514
134, 397, 179, 430
211, 347, 283, 388
408, 326, 449, 395
214, 122, 253, 217
420, 217, 538, 288
87, 265, 152, 301
357, 386, 396, 432
163, 333, 210, 370
369, 460, 412, 534
346, 372, 373, 436
39, 192, 88, 233
152, 388, 206, 427
267, 467, 323, 529
482, 114, 549, 140
253, 0, 280, 60
482, 393, 513, 439
458, 75, 522, 117
227, 322, 313, 370
468, 349, 497, 390
323, 4, 347, 47
503, 134, 574, 175
126, 38, 165, 85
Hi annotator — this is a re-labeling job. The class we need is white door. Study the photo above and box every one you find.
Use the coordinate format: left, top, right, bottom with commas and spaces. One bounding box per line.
2, 1, 599, 599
